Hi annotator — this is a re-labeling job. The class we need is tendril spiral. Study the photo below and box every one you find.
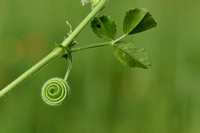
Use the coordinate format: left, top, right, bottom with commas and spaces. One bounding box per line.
41, 78, 70, 106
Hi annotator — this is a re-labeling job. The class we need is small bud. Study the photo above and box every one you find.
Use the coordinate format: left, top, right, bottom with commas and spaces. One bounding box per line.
81, 0, 90, 6
81, 0, 101, 9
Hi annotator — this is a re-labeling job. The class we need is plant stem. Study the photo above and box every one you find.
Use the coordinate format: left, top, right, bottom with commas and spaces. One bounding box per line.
71, 34, 129, 52
71, 42, 111, 52
61, 0, 108, 47
64, 56, 72, 81
71, 34, 128, 53
0, 0, 108, 98
0, 47, 64, 98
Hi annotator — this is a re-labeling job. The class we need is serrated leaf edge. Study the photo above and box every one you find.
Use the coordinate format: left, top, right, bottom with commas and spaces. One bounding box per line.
123, 8, 148, 34
114, 42, 151, 69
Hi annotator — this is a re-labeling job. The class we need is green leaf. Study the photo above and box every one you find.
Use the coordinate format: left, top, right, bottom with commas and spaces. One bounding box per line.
91, 15, 116, 41
123, 8, 157, 35
114, 41, 151, 69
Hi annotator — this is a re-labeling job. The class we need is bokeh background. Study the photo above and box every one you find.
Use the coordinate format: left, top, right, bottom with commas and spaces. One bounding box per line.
0, 0, 200, 133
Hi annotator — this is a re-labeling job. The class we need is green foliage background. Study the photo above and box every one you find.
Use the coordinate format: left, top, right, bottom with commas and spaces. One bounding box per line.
0, 0, 200, 132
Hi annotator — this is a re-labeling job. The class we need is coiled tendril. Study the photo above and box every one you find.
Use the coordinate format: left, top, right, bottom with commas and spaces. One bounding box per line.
41, 78, 70, 106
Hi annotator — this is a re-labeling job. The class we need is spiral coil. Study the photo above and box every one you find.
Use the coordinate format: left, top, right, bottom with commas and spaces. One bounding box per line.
41, 78, 70, 106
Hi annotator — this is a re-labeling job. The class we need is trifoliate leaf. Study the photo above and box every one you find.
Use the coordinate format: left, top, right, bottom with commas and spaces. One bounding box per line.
123, 8, 157, 35
91, 15, 116, 41
114, 41, 151, 69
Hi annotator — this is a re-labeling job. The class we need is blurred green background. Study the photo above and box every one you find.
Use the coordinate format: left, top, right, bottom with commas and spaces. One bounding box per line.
0, 0, 200, 133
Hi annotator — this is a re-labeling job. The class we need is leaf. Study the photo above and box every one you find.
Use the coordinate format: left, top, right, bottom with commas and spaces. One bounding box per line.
114, 41, 151, 69
123, 8, 157, 35
91, 15, 116, 41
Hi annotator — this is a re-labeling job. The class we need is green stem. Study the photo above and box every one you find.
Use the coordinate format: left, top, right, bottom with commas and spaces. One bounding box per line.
71, 42, 111, 52
0, 47, 64, 98
64, 56, 72, 81
61, 0, 108, 47
70, 34, 128, 53
0, 0, 108, 98
71, 34, 128, 53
